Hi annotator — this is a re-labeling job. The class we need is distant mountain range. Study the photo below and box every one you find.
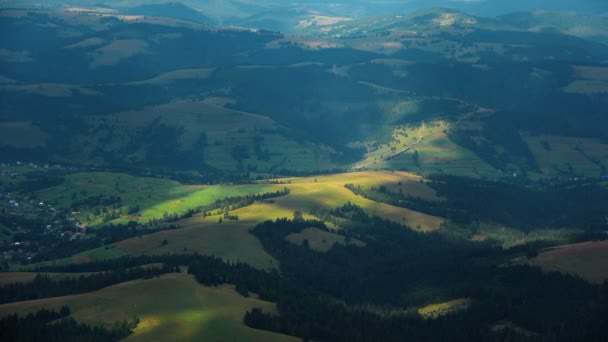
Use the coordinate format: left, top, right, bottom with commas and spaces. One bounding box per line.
1, 7, 608, 178
3, 0, 607, 22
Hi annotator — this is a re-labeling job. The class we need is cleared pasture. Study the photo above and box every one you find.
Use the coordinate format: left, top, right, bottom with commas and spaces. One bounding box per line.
286, 227, 365, 252
525, 135, 608, 177
353, 121, 496, 177
528, 240, 608, 283
34, 171, 443, 270
0, 273, 297, 342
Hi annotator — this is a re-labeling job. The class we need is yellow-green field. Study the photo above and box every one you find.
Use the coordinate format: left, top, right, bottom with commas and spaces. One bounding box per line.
0, 273, 297, 342
89, 171, 443, 269
527, 240, 608, 283
36, 172, 275, 226
274, 173, 443, 230
417, 298, 471, 319
285, 227, 365, 252
32, 171, 443, 270
38, 171, 442, 230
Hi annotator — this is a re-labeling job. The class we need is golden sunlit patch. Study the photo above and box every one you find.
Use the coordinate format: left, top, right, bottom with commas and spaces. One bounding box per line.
417, 298, 471, 319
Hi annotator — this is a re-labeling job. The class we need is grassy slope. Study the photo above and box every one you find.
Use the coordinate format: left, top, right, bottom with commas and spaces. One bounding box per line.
525, 135, 608, 177
29, 171, 443, 270
353, 121, 497, 177
527, 240, 608, 283
36, 172, 275, 226
286, 227, 365, 252
0, 273, 297, 342
417, 298, 471, 319
75, 98, 337, 173
111, 171, 443, 269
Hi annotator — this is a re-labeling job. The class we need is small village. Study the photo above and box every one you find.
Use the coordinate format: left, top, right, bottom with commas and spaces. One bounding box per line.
0, 162, 88, 265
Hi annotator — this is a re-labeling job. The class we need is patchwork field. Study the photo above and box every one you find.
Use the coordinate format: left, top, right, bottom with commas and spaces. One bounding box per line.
528, 240, 608, 283
0, 273, 297, 341
73, 99, 338, 172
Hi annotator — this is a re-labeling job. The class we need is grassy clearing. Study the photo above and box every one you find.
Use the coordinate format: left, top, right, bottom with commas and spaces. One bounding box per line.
563, 66, 608, 94
469, 223, 577, 249
0, 273, 297, 342
417, 298, 471, 319
89, 39, 149, 68
0, 272, 40, 286
285, 227, 365, 252
527, 240, 608, 283
525, 135, 608, 177
126, 68, 215, 86
114, 209, 281, 270
563, 80, 608, 94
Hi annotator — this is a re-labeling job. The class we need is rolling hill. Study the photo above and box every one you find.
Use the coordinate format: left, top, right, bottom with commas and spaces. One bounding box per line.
3, 8, 608, 178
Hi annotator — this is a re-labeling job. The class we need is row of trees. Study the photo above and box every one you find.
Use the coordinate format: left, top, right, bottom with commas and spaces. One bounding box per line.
346, 176, 608, 232
0, 264, 175, 304
0, 307, 136, 342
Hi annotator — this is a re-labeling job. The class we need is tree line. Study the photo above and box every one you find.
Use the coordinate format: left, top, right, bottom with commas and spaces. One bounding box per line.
0, 264, 175, 304
0, 307, 136, 342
